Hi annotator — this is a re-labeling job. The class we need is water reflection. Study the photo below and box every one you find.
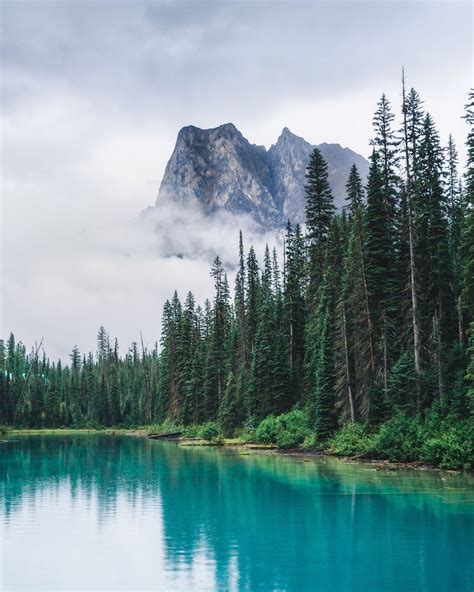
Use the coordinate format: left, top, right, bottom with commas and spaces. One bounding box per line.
1, 435, 473, 591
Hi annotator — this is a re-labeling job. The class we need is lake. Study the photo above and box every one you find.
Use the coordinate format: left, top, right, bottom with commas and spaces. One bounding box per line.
1, 435, 473, 591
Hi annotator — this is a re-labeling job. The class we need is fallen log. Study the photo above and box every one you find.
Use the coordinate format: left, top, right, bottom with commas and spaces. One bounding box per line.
147, 431, 183, 441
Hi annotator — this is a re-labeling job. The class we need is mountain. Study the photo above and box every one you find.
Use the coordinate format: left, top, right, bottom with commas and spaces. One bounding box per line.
155, 123, 369, 226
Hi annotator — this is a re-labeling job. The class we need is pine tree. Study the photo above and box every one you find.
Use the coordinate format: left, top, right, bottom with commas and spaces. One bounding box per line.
460, 90, 474, 325
248, 246, 277, 419
45, 363, 61, 426
284, 222, 306, 402
371, 94, 400, 220
0, 340, 6, 424
345, 164, 364, 216
307, 231, 340, 440
365, 150, 398, 410
446, 135, 465, 345
108, 340, 121, 425
419, 114, 456, 395
245, 246, 260, 354
204, 257, 230, 419
304, 148, 335, 302
400, 75, 422, 391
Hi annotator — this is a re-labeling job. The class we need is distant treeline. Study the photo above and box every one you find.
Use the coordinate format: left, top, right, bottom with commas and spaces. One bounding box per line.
1, 82, 473, 454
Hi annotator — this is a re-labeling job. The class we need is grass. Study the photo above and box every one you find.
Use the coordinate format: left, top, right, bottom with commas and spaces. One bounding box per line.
5, 427, 132, 435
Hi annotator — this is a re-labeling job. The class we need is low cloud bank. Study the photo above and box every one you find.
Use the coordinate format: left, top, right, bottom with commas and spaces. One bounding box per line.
2, 196, 279, 362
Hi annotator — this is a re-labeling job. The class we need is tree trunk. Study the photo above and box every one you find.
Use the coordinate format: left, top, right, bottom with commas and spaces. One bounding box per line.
342, 305, 355, 422
402, 69, 421, 409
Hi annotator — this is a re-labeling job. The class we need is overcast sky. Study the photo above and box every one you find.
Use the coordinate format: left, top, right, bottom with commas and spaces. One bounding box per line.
1, 0, 472, 360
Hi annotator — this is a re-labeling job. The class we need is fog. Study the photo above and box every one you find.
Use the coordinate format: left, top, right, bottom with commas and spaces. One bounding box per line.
3, 189, 278, 361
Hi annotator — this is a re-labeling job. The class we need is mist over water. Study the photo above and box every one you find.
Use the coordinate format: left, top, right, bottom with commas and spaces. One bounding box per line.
1, 435, 473, 592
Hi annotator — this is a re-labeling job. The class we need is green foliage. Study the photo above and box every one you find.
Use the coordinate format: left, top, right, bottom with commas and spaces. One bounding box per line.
146, 418, 184, 435
326, 412, 474, 470
327, 423, 376, 456
300, 433, 318, 450
255, 415, 279, 444
197, 421, 221, 442
254, 409, 311, 449
421, 423, 474, 470
374, 413, 422, 462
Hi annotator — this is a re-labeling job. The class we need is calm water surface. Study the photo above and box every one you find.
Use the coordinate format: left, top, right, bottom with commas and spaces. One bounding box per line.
0, 435, 473, 592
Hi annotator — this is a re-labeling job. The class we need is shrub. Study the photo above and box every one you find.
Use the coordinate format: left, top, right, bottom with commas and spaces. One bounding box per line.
255, 415, 278, 444
254, 409, 310, 449
374, 412, 422, 462
275, 409, 311, 449
146, 419, 183, 435
197, 421, 220, 442
183, 424, 201, 438
301, 433, 318, 450
239, 427, 256, 443
327, 423, 376, 456
421, 423, 474, 470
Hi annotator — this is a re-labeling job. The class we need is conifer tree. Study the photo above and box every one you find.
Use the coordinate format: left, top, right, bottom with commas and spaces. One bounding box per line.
0, 340, 6, 424
419, 114, 456, 375
204, 257, 230, 419
400, 75, 422, 390
248, 246, 277, 418
284, 223, 306, 401
307, 228, 340, 440
345, 164, 364, 216
460, 90, 474, 325
304, 148, 335, 302
365, 150, 398, 407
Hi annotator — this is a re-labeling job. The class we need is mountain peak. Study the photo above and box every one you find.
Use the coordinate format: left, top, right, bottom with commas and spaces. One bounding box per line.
178, 122, 239, 139
156, 123, 369, 225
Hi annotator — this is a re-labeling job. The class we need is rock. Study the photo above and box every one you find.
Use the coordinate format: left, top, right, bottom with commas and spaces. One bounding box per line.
155, 123, 369, 226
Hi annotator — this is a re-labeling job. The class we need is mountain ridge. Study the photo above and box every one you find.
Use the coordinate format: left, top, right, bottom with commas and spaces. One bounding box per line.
155, 123, 369, 226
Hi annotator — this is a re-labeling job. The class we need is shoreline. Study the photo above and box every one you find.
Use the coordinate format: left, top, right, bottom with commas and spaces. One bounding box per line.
3, 428, 467, 474
176, 438, 464, 474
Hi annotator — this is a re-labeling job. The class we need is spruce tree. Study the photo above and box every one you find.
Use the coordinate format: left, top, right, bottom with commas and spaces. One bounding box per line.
460, 90, 474, 325
304, 148, 335, 302
364, 150, 398, 409
345, 164, 364, 216
284, 222, 306, 402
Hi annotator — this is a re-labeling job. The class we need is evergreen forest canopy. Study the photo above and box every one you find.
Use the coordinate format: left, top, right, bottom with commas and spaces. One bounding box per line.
2, 81, 474, 469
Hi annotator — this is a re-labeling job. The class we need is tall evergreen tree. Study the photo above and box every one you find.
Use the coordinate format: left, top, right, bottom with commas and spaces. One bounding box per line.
345, 164, 364, 216
304, 148, 335, 302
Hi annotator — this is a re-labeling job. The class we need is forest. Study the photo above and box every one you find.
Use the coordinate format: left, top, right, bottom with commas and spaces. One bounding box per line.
2, 82, 473, 469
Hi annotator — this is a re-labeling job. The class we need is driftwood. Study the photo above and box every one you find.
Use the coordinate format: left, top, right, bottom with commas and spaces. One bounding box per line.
147, 431, 183, 441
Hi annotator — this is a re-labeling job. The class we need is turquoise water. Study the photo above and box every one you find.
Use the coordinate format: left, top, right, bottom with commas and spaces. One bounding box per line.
0, 435, 473, 591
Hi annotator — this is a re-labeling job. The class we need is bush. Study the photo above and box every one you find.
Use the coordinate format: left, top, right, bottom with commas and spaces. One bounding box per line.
328, 413, 473, 469
239, 427, 256, 443
421, 423, 474, 470
301, 433, 318, 450
197, 421, 221, 442
254, 409, 310, 449
276, 429, 305, 450
374, 412, 422, 462
327, 423, 376, 456
275, 409, 311, 449
146, 419, 183, 435
255, 415, 279, 444
183, 424, 201, 438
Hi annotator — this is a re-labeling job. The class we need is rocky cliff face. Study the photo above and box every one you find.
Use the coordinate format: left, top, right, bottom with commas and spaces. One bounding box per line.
156, 123, 369, 226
